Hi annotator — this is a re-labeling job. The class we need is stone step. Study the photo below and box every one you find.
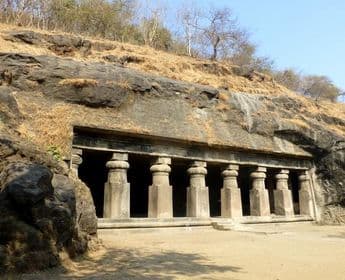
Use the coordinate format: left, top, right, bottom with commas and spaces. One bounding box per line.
98, 215, 314, 229
98, 218, 212, 229
212, 216, 314, 232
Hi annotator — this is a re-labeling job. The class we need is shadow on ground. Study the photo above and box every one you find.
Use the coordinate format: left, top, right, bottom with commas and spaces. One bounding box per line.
20, 247, 242, 280
327, 231, 345, 239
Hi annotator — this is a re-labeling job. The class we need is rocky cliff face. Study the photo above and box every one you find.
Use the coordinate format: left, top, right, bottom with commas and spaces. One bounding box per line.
0, 90, 97, 272
0, 30, 344, 272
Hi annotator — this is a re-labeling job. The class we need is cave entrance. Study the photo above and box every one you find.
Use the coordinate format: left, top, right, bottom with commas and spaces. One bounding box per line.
171, 159, 189, 217
128, 153, 151, 218
266, 168, 278, 214
238, 166, 252, 216
206, 164, 222, 217
78, 149, 112, 218
289, 170, 300, 214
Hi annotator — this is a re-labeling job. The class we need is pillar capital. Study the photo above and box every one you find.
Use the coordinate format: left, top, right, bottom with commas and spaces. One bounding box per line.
106, 152, 129, 170
71, 148, 83, 176
187, 166, 207, 175
298, 170, 309, 182
152, 156, 171, 165
72, 148, 82, 156
222, 164, 239, 178
71, 153, 83, 166
150, 164, 171, 173
106, 160, 129, 170
275, 169, 289, 181
111, 152, 128, 161
256, 166, 267, 173
250, 167, 267, 178
250, 170, 266, 180
188, 161, 207, 176
190, 161, 207, 168
150, 156, 171, 174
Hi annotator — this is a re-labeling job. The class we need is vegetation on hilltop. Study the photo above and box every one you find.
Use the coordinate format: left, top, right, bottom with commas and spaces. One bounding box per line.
0, 0, 343, 101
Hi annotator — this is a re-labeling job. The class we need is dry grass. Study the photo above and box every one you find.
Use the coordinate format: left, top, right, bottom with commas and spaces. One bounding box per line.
0, 23, 287, 96
284, 118, 310, 129
59, 78, 99, 87
1, 22, 344, 153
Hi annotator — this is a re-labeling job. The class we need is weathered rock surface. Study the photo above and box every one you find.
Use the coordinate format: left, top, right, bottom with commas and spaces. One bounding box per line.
0, 52, 344, 224
0, 137, 97, 273
0, 53, 219, 109
5, 31, 92, 56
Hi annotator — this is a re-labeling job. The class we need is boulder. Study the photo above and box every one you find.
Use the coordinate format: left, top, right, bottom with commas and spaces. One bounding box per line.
0, 161, 97, 273
2, 163, 53, 207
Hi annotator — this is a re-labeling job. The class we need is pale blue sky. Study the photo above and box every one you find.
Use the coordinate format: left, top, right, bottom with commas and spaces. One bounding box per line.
151, 0, 345, 90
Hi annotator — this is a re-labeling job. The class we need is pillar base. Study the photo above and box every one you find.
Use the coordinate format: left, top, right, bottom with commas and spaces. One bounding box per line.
250, 188, 270, 216
103, 182, 130, 219
221, 188, 242, 218
274, 189, 294, 216
148, 184, 173, 218
299, 189, 314, 216
187, 186, 210, 218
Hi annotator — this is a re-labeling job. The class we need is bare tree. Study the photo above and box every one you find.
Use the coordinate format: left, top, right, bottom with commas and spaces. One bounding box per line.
198, 7, 244, 60
178, 4, 200, 56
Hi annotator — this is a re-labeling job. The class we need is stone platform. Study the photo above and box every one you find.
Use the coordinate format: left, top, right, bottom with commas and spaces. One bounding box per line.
98, 215, 314, 229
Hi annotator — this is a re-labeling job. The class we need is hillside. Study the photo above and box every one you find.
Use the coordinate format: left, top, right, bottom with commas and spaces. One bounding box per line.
0, 23, 345, 273
0, 23, 299, 95
1, 24, 345, 148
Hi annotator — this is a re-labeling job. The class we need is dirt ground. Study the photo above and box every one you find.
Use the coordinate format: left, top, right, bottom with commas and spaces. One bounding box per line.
8, 222, 345, 280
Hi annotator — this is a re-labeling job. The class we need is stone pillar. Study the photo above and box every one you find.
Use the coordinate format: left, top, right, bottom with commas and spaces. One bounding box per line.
71, 148, 82, 177
299, 171, 314, 216
221, 164, 242, 218
148, 157, 173, 218
274, 169, 294, 216
103, 152, 130, 219
250, 167, 270, 216
186, 161, 210, 218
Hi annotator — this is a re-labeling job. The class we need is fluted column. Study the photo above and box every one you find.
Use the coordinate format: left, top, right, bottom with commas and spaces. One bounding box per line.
186, 161, 210, 218
299, 171, 314, 216
103, 152, 130, 219
221, 164, 242, 218
250, 167, 270, 216
148, 157, 173, 218
71, 148, 82, 177
274, 169, 294, 216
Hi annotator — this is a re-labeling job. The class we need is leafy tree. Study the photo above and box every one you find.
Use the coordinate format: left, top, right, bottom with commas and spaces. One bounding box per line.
229, 42, 274, 74
301, 75, 340, 102
274, 69, 302, 92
